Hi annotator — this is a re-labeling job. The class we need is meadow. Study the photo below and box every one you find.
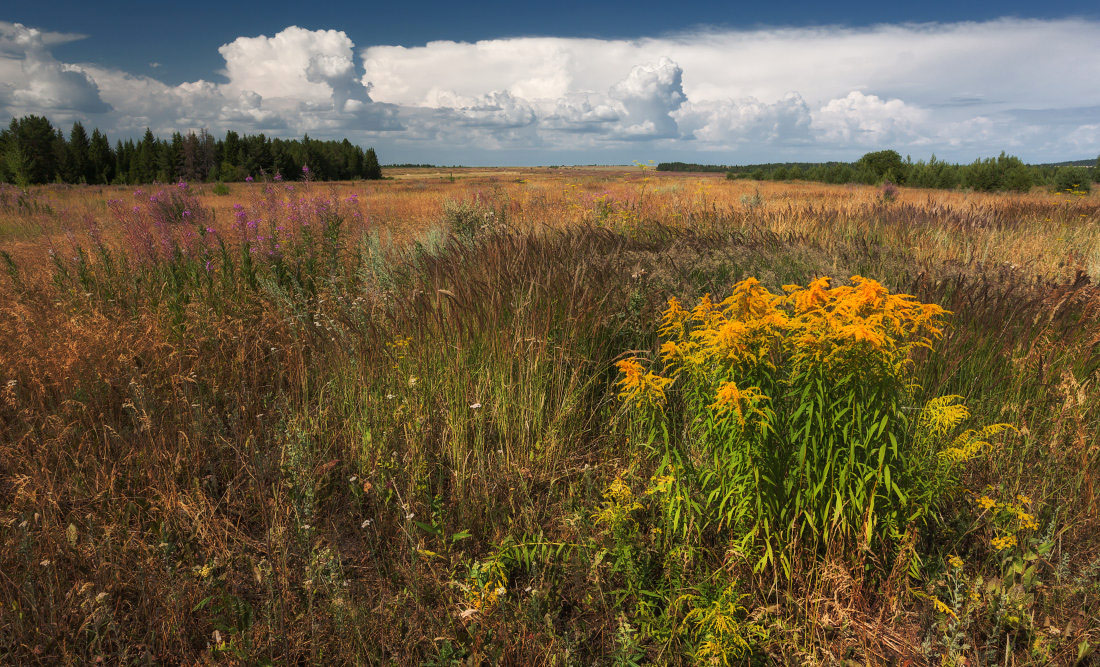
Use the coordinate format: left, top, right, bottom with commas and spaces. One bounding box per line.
1, 167, 1098, 664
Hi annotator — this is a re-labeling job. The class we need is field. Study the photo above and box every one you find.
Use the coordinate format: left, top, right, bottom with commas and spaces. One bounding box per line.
1, 167, 1099, 664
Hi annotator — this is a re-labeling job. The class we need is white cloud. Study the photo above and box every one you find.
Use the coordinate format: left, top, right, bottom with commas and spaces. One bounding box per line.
608, 57, 685, 139
1, 19, 1099, 163
0, 21, 109, 116
675, 93, 813, 146
812, 91, 927, 145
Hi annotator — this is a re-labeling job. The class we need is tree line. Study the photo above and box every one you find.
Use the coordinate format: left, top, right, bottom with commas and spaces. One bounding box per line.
659, 150, 1099, 193
0, 115, 383, 186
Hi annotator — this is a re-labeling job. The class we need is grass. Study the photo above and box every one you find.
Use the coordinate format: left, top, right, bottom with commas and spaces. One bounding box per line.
0, 169, 1098, 664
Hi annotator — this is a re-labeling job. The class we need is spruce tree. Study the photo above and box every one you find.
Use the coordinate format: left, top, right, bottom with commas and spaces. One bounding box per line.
364, 147, 382, 180
89, 129, 114, 184
69, 122, 92, 184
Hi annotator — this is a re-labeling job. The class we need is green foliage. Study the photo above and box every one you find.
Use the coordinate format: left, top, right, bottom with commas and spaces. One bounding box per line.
1052, 166, 1092, 193
0, 113, 383, 185
617, 278, 1013, 575
857, 149, 907, 184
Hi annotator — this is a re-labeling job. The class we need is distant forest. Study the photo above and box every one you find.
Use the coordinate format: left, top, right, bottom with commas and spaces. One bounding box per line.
0, 114, 383, 186
659, 150, 1100, 193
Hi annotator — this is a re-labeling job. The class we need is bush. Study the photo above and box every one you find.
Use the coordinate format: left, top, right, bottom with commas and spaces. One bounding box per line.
857, 150, 907, 184
617, 277, 1011, 573
1052, 166, 1091, 194
212, 181, 230, 196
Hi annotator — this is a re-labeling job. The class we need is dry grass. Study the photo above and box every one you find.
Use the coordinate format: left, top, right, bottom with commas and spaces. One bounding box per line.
0, 169, 1097, 664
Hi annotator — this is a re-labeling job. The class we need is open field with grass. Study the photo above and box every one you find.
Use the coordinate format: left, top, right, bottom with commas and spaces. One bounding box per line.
1, 168, 1099, 664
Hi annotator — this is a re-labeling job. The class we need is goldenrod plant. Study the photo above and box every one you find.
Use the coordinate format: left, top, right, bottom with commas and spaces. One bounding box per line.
618, 276, 1012, 574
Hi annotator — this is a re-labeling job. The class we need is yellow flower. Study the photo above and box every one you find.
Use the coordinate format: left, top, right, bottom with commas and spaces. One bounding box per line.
976, 495, 996, 511
992, 534, 1017, 551
615, 357, 673, 409
948, 555, 964, 570
710, 381, 769, 426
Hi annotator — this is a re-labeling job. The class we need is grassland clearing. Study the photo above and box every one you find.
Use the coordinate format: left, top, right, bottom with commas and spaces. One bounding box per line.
1, 168, 1098, 664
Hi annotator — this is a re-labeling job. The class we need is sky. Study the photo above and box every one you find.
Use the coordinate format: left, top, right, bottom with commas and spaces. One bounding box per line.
2, 2, 1099, 165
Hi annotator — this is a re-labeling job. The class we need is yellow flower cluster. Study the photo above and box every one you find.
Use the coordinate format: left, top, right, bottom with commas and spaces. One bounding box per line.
615, 357, 674, 410
619, 276, 950, 426
972, 489, 1040, 553
594, 476, 644, 534
992, 534, 1018, 551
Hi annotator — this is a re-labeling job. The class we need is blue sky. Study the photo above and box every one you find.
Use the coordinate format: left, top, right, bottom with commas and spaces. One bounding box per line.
2, 3, 1099, 164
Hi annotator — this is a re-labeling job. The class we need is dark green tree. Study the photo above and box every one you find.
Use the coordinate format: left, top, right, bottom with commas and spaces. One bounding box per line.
2, 115, 59, 185
89, 129, 114, 184
68, 122, 93, 184
856, 149, 907, 184
364, 147, 382, 180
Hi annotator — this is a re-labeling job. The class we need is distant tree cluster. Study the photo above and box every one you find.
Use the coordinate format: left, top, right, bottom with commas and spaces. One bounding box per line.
0, 115, 383, 186
661, 150, 1098, 193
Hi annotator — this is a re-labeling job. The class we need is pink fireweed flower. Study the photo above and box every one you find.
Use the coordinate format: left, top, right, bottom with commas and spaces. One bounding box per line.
177, 180, 187, 190
245, 175, 254, 183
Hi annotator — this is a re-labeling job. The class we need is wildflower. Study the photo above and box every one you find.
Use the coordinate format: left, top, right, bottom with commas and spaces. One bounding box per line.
469, 402, 482, 409
992, 534, 1017, 551
710, 381, 769, 426
245, 175, 254, 182
948, 554, 964, 570
615, 357, 673, 409
976, 495, 996, 511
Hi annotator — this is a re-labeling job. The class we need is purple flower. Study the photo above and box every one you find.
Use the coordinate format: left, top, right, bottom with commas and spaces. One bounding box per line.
302, 165, 310, 173
183, 209, 191, 217
274, 172, 283, 182
205, 227, 215, 234
177, 180, 187, 190
246, 175, 254, 183
205, 259, 214, 272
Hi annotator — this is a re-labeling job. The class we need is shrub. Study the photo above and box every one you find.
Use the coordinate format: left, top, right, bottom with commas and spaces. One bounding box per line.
212, 181, 230, 196
617, 277, 1011, 574
1052, 166, 1091, 194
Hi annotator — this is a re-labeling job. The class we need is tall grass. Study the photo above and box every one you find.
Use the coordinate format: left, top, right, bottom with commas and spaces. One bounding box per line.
0, 171, 1097, 663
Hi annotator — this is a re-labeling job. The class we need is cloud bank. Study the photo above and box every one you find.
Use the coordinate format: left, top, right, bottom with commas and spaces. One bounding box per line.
1, 18, 1098, 163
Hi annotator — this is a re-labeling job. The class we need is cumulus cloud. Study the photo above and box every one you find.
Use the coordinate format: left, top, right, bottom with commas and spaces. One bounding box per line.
0, 21, 110, 116
358, 19, 1100, 161
2, 18, 1099, 163
812, 91, 928, 146
1, 23, 398, 138
608, 57, 685, 139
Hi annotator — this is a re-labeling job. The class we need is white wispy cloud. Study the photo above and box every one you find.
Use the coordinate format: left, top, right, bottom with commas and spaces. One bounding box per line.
1, 18, 1098, 162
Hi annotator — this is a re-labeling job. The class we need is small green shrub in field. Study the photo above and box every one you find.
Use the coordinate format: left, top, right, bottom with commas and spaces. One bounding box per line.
212, 181, 230, 195
1052, 166, 1091, 194
616, 276, 1013, 574
442, 197, 498, 238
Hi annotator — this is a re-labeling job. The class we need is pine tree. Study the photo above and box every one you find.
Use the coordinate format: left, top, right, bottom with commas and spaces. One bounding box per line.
3, 116, 59, 184
364, 147, 382, 180
69, 122, 92, 184
89, 129, 114, 184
